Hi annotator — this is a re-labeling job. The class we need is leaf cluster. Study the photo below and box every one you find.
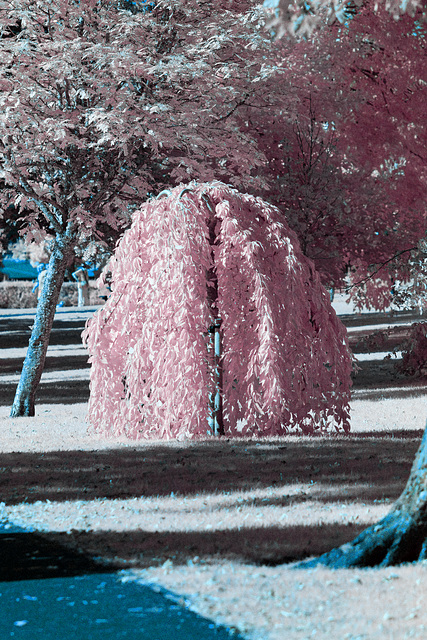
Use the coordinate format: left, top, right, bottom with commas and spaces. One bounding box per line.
252, 3, 427, 305
396, 321, 427, 377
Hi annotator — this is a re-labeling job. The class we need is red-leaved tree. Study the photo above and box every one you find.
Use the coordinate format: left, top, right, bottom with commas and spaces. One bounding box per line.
252, 5, 427, 304
0, 0, 278, 416
266, 0, 427, 568
83, 182, 352, 439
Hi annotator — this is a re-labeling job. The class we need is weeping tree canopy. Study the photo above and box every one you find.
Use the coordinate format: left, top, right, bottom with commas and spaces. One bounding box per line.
83, 182, 352, 439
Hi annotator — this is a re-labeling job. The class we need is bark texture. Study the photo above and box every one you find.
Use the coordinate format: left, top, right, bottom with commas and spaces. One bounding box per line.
10, 230, 75, 417
297, 425, 427, 568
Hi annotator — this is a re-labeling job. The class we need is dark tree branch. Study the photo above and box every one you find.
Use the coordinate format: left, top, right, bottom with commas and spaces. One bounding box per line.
345, 247, 418, 291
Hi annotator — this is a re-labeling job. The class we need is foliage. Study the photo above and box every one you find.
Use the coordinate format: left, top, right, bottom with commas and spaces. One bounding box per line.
334, 6, 427, 308
83, 182, 352, 439
2, 0, 424, 309
245, 96, 369, 288
7, 236, 51, 265
263, 0, 426, 38
387, 242, 427, 312
0, 0, 275, 244
0, 0, 282, 415
396, 322, 427, 377
254, 2, 427, 307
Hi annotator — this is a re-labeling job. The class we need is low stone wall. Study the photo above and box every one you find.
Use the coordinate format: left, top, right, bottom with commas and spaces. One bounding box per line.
0, 280, 102, 309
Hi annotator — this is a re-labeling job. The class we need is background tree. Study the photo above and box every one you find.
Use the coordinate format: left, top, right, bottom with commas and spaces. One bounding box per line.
266, 0, 427, 568
251, 4, 427, 306
83, 182, 352, 439
326, 3, 427, 308
244, 96, 373, 288
0, 0, 277, 416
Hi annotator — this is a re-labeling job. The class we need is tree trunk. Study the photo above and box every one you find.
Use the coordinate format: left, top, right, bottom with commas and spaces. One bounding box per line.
202, 192, 224, 436
297, 424, 427, 568
10, 230, 75, 417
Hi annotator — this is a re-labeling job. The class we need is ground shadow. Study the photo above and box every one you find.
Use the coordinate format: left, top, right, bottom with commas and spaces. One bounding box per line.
340, 308, 423, 328
0, 380, 90, 405
0, 355, 89, 375
351, 358, 417, 389
353, 386, 427, 400
0, 432, 421, 506
0, 524, 110, 582
3, 433, 419, 568
0, 316, 86, 349
47, 522, 368, 569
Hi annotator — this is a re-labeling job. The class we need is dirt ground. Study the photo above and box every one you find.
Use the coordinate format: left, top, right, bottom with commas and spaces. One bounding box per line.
1, 300, 427, 639
0, 398, 426, 639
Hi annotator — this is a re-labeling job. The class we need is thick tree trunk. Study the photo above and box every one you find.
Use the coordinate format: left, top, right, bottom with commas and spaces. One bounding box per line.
297, 424, 427, 568
10, 230, 75, 417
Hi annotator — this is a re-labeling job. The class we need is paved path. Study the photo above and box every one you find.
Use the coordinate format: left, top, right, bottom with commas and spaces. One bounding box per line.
1, 574, 239, 639
0, 524, 241, 639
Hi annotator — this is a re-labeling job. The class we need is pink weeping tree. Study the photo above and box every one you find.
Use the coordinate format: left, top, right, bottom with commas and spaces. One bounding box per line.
83, 182, 352, 440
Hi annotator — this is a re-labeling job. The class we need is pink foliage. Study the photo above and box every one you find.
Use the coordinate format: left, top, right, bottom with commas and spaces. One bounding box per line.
397, 322, 427, 378
0, 0, 274, 240
253, 5, 427, 305
83, 182, 352, 439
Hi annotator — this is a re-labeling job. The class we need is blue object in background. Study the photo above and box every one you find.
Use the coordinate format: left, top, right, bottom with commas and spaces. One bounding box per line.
0, 258, 38, 280
0, 257, 96, 280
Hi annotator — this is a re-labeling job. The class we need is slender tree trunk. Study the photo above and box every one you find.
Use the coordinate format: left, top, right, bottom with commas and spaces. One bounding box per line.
10, 230, 76, 417
202, 192, 224, 436
298, 423, 427, 568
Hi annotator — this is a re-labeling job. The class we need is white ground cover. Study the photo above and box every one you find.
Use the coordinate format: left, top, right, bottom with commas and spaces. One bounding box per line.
0, 389, 424, 451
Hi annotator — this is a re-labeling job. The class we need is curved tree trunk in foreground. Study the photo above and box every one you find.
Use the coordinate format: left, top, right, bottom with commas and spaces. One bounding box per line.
10, 230, 75, 417
298, 424, 427, 568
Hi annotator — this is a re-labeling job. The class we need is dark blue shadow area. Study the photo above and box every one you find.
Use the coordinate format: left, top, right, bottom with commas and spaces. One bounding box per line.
0, 525, 242, 638
0, 572, 242, 639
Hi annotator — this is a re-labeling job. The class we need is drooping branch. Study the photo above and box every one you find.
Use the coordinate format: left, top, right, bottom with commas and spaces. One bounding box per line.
84, 182, 352, 440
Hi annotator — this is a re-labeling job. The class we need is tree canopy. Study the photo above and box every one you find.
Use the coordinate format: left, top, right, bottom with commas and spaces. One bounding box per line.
0, 0, 277, 244
254, 2, 427, 305
1, 0, 425, 308
83, 182, 352, 439
1, 0, 426, 420
0, 0, 282, 415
